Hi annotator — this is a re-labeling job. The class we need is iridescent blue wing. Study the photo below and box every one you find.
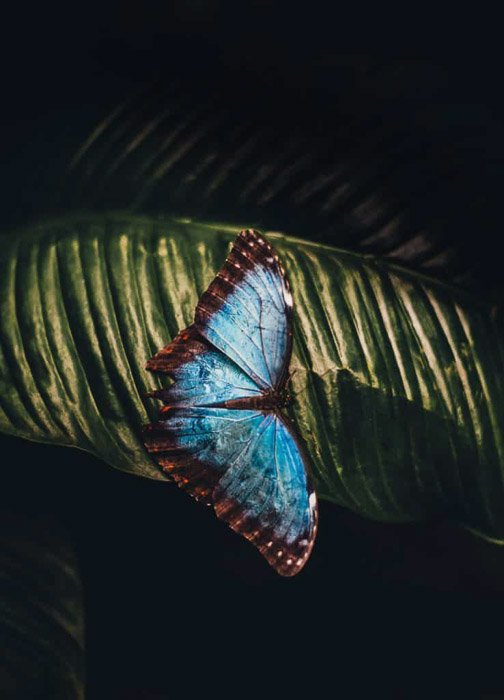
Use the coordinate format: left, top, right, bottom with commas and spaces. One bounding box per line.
146, 325, 261, 407
144, 408, 318, 576
144, 230, 317, 575
195, 229, 293, 390
214, 412, 318, 577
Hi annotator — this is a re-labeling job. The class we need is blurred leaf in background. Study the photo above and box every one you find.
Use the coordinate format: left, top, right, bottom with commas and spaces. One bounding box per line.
0, 512, 85, 699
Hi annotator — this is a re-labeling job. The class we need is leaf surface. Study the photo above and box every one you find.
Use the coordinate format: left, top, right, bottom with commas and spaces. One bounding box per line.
1, 214, 503, 540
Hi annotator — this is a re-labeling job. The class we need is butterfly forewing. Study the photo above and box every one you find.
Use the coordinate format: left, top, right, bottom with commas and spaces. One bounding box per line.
195, 229, 293, 390
146, 325, 261, 407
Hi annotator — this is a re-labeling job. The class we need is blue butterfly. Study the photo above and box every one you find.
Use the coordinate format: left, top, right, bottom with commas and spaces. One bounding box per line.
143, 229, 318, 576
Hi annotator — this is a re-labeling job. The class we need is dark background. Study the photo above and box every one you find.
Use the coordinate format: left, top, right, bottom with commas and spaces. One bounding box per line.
2, 4, 504, 698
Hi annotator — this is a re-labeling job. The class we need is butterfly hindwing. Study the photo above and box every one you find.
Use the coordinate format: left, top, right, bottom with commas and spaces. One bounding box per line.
214, 412, 318, 576
144, 408, 264, 504
144, 406, 317, 576
195, 229, 293, 390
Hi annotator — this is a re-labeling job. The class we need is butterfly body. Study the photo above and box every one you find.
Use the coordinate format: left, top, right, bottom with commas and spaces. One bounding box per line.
144, 229, 318, 576
209, 387, 293, 411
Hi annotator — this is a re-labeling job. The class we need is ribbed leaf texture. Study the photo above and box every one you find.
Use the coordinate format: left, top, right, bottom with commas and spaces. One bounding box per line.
1, 214, 503, 541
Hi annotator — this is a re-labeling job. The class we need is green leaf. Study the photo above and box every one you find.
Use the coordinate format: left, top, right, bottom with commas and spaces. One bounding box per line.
0, 512, 85, 698
1, 213, 503, 542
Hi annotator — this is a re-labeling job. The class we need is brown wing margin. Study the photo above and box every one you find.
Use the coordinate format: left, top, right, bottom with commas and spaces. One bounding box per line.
214, 486, 318, 577
143, 418, 219, 506
145, 324, 205, 378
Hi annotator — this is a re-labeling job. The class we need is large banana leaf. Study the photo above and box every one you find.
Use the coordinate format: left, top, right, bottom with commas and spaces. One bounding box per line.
1, 213, 503, 542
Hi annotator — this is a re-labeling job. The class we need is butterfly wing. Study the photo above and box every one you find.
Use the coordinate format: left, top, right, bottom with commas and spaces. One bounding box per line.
146, 325, 261, 408
144, 407, 318, 576
214, 412, 318, 577
144, 229, 317, 575
195, 229, 293, 390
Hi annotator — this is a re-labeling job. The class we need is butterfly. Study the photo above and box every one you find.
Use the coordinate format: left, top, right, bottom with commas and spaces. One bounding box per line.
143, 229, 318, 576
